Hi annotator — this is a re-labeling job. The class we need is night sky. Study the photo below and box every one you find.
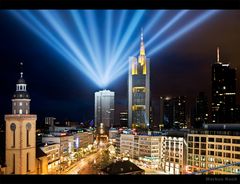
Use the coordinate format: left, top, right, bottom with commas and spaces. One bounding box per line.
0, 10, 239, 125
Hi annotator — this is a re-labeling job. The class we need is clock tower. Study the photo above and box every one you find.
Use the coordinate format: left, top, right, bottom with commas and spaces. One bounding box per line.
5, 63, 37, 174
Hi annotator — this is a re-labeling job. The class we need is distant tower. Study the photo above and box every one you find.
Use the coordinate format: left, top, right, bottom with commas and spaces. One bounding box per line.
94, 90, 115, 132
128, 29, 150, 130
211, 47, 237, 124
5, 63, 37, 174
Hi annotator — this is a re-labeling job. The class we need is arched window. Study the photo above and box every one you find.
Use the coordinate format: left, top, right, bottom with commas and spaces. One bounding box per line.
26, 123, 31, 147
12, 154, 15, 174
27, 152, 30, 172
10, 123, 16, 148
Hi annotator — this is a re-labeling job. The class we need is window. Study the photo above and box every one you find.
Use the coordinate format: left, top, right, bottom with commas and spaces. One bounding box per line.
19, 102, 22, 106
232, 139, 240, 144
27, 153, 29, 172
194, 149, 199, 154
188, 137, 193, 141
12, 154, 15, 174
208, 138, 214, 142
10, 123, 16, 148
194, 137, 199, 142
188, 149, 193, 154
224, 145, 231, 150
208, 151, 214, 155
216, 145, 222, 149
224, 153, 231, 158
216, 138, 222, 143
201, 137, 206, 142
234, 147, 240, 151
235, 154, 240, 159
26, 123, 31, 147
201, 143, 206, 149
224, 139, 231, 143
19, 109, 22, 114
201, 150, 206, 155
208, 144, 214, 149
194, 143, 199, 148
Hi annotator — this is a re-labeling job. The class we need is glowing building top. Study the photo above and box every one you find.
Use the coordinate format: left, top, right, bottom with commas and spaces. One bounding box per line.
140, 28, 145, 57
12, 62, 31, 115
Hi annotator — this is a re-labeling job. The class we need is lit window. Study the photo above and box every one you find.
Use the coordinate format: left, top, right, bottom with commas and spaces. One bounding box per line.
19, 102, 22, 106
19, 109, 22, 114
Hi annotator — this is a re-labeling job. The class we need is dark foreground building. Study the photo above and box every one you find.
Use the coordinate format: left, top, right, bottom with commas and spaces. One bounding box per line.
101, 160, 144, 175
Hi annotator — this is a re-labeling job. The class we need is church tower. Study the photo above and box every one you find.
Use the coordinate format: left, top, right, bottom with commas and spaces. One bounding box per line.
5, 63, 37, 174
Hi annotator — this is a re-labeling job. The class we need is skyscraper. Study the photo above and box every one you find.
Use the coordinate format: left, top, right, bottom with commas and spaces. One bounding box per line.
192, 92, 209, 128
160, 96, 187, 129
128, 29, 150, 130
95, 90, 115, 132
5, 65, 37, 174
211, 47, 237, 124
119, 112, 128, 127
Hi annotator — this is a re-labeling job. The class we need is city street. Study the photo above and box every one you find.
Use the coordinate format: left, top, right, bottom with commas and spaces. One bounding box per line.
64, 148, 104, 174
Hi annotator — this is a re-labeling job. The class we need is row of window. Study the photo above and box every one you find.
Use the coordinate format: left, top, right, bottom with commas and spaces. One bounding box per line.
13, 102, 28, 106
188, 136, 240, 144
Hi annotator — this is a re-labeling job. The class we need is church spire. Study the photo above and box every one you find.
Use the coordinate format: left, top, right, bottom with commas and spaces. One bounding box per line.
20, 62, 23, 78
140, 28, 145, 56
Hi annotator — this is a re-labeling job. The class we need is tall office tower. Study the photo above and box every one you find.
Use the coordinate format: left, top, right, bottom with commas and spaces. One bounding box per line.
119, 112, 128, 127
5, 66, 37, 174
173, 96, 187, 129
193, 92, 209, 128
160, 97, 174, 129
211, 47, 237, 124
128, 29, 150, 130
160, 96, 187, 129
95, 90, 115, 132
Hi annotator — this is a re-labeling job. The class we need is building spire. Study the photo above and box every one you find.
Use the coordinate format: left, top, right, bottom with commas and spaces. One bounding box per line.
20, 62, 23, 78
140, 28, 145, 56
217, 47, 220, 63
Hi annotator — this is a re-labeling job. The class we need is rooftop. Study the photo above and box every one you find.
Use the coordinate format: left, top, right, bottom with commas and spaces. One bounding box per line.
101, 160, 144, 175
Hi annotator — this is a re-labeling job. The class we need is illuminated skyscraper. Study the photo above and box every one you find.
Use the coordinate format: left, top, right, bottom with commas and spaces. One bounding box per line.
5, 64, 37, 174
95, 90, 115, 132
128, 29, 150, 130
211, 47, 237, 124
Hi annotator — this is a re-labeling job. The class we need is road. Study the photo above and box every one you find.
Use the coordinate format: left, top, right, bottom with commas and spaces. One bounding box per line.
65, 149, 103, 174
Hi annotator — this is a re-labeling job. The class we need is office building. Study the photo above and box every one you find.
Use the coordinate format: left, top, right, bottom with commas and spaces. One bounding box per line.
95, 90, 115, 131
5, 69, 37, 174
128, 29, 150, 130
211, 47, 237, 124
119, 112, 128, 127
187, 130, 240, 174
161, 135, 187, 174
160, 96, 187, 129
192, 92, 209, 128
120, 133, 161, 168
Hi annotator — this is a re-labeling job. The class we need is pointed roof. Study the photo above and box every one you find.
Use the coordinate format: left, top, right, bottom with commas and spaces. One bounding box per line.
17, 62, 26, 84
216, 47, 221, 64
139, 28, 145, 56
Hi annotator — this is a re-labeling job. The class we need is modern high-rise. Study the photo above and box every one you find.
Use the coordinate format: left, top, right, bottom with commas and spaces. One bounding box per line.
119, 112, 128, 127
5, 68, 37, 174
95, 90, 115, 131
192, 92, 209, 128
128, 29, 150, 130
211, 47, 237, 124
160, 96, 187, 129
